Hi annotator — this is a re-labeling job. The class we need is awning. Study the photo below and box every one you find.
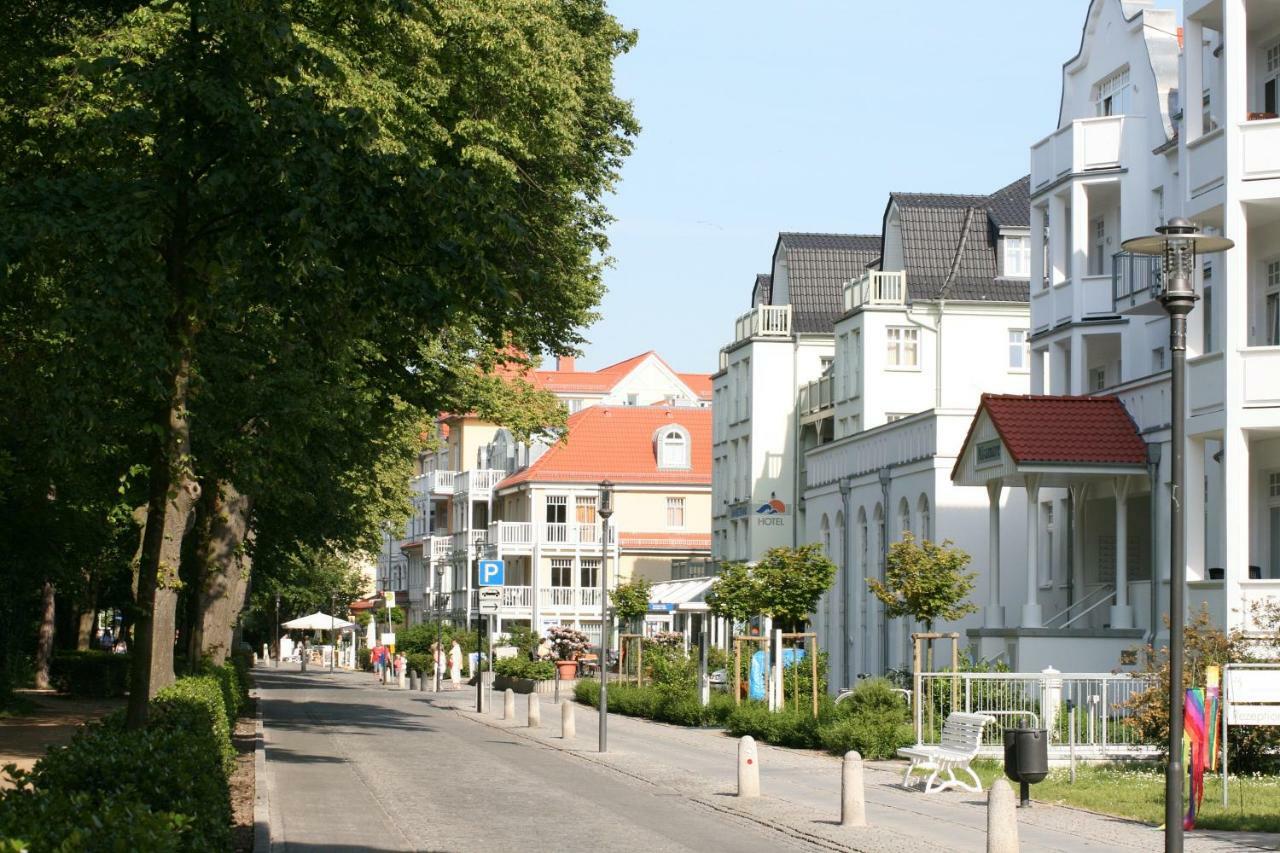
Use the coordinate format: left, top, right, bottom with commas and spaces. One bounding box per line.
281, 612, 357, 631
648, 576, 717, 613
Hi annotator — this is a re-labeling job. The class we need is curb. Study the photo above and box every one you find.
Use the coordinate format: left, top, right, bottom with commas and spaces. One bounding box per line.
252, 687, 270, 853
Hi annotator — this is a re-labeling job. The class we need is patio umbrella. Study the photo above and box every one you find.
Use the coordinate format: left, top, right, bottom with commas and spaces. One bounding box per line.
281, 611, 356, 631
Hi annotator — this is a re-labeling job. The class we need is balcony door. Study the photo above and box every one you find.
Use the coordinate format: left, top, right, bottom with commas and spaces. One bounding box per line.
1264, 260, 1280, 347
1263, 42, 1280, 115
546, 494, 568, 542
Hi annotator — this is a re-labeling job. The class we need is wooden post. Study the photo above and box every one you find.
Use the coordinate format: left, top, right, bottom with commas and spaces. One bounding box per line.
810, 635, 819, 719
638, 637, 644, 688
734, 639, 742, 706
912, 634, 922, 732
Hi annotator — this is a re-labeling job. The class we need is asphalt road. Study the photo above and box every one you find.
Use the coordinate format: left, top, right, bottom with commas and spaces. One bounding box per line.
257, 667, 811, 852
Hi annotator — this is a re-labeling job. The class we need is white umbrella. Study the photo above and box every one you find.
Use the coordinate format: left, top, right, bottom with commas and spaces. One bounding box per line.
281, 611, 356, 631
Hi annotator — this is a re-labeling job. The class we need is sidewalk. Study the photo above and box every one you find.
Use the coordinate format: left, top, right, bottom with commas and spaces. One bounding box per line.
428, 687, 1275, 853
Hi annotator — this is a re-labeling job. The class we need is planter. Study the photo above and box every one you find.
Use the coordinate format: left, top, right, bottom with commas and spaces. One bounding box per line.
556, 660, 579, 680
493, 674, 560, 694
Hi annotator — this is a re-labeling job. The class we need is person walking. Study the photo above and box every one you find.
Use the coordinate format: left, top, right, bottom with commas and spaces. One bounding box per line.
448, 640, 463, 690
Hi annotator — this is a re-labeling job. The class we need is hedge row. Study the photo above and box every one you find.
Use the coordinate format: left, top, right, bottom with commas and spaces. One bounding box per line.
574, 679, 737, 728
0, 660, 248, 851
49, 651, 131, 698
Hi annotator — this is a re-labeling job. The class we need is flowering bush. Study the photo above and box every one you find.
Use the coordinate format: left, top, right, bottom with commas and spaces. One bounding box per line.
546, 626, 590, 661
650, 631, 683, 648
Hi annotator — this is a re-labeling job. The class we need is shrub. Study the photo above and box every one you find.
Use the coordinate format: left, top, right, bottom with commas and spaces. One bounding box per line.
49, 651, 130, 698
547, 626, 590, 661
152, 676, 236, 776
493, 658, 555, 680
358, 647, 372, 671
202, 662, 244, 722
406, 652, 432, 677
726, 702, 820, 748
818, 677, 913, 759
0, 785, 190, 852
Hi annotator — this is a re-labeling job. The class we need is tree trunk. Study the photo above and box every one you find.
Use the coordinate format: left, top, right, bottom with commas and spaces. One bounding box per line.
76, 607, 95, 652
185, 482, 216, 666
34, 581, 55, 689
195, 482, 252, 667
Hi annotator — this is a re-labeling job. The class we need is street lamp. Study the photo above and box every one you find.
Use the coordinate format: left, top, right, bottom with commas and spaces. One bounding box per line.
1122, 218, 1233, 853
275, 592, 281, 669
330, 592, 336, 674
597, 479, 614, 753
435, 562, 445, 692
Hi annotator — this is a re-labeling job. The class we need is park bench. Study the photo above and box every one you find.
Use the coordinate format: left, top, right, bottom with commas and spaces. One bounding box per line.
897, 712, 995, 794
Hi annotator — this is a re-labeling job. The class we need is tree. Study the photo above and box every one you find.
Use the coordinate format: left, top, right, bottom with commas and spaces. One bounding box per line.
707, 545, 836, 631
867, 533, 977, 671
1, 1, 636, 727
612, 578, 652, 629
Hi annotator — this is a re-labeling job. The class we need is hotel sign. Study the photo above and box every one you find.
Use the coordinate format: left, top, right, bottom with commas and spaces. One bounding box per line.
976, 439, 1003, 467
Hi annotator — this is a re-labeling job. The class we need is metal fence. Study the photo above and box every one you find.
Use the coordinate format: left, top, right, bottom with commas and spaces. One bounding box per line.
913, 671, 1159, 759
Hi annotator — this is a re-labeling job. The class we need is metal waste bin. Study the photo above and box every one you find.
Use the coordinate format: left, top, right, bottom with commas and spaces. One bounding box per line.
1003, 727, 1048, 806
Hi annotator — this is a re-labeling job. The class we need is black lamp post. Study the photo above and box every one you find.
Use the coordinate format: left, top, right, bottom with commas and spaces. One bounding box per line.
597, 479, 614, 753
1122, 218, 1233, 853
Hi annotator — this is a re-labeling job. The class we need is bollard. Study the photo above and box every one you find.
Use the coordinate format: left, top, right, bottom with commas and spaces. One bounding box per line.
503, 689, 515, 720
528, 692, 541, 728
561, 701, 575, 740
737, 736, 760, 798
841, 751, 867, 827
409, 671, 418, 691
398, 668, 406, 690
987, 778, 1019, 853
418, 670, 427, 692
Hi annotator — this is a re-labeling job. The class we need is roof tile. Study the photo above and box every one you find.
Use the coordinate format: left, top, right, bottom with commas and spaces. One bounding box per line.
979, 394, 1148, 466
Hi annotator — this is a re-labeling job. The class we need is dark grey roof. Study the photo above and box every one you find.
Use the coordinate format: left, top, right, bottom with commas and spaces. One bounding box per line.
774, 233, 881, 333
890, 176, 1030, 304
751, 273, 773, 307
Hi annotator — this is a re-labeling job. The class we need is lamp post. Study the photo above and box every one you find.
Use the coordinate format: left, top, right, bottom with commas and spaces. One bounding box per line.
275, 593, 281, 668
435, 563, 445, 692
330, 592, 336, 674
597, 480, 614, 753
1122, 219, 1233, 853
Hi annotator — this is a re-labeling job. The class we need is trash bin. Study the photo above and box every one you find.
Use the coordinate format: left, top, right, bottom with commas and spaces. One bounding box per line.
1003, 728, 1048, 806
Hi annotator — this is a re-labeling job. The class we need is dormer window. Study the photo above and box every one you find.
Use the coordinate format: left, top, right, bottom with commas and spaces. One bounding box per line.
1003, 235, 1030, 278
656, 425, 691, 469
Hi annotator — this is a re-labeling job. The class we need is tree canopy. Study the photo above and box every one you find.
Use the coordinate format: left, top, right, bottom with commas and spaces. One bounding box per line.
867, 533, 977, 631
707, 545, 836, 631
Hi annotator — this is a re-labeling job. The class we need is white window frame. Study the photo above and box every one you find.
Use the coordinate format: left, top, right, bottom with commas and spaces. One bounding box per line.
1089, 366, 1107, 392
657, 426, 691, 470
580, 557, 601, 589
1262, 39, 1280, 115
550, 558, 572, 588
1040, 502, 1055, 589
1095, 67, 1130, 116
886, 327, 919, 370
1151, 347, 1166, 373
1264, 258, 1280, 347
1008, 329, 1029, 372
666, 496, 686, 529
1003, 235, 1031, 278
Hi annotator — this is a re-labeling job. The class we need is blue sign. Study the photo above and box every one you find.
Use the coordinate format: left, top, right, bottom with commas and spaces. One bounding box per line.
478, 559, 505, 586
648, 602, 676, 613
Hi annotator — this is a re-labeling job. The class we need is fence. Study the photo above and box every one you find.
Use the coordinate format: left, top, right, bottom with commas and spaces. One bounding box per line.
913, 671, 1159, 759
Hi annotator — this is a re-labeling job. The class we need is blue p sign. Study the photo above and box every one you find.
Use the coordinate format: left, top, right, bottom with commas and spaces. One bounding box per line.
478, 559, 505, 586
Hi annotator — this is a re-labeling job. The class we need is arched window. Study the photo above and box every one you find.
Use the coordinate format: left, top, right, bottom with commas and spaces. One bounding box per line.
898, 497, 911, 540
820, 514, 831, 557
917, 494, 931, 541
835, 511, 846, 567
655, 425, 691, 469
873, 504, 885, 571
857, 507, 868, 578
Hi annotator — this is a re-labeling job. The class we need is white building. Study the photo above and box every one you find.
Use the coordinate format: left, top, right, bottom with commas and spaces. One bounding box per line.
801, 180, 1036, 687
952, 0, 1280, 673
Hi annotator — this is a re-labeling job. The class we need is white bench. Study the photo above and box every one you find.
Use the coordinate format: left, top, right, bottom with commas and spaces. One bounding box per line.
897, 712, 995, 794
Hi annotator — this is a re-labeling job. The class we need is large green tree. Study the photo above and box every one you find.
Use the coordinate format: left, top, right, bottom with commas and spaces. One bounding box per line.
707, 545, 836, 632
0, 0, 636, 726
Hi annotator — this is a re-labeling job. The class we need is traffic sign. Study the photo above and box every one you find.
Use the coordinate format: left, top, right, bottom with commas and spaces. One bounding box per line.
478, 559, 505, 586
478, 599, 500, 613
478, 587, 502, 601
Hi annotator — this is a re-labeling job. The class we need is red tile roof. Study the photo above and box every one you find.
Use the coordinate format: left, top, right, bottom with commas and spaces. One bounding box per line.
956, 394, 1148, 476
618, 532, 712, 551
523, 351, 712, 400
496, 405, 711, 488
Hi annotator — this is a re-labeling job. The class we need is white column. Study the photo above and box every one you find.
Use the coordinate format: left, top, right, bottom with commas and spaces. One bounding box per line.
1069, 484, 1090, 619
1111, 478, 1133, 629
986, 482, 1005, 628
1023, 476, 1043, 628
1183, 17, 1204, 144
1048, 192, 1067, 287
1069, 181, 1089, 320
1186, 440, 1206, 581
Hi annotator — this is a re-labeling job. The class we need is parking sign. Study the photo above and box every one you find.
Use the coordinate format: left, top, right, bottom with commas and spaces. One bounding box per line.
478, 559, 505, 586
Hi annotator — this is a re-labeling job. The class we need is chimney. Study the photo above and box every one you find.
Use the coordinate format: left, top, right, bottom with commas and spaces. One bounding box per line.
556, 355, 576, 372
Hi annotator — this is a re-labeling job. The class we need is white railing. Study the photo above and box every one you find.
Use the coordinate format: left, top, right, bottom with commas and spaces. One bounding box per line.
1241, 117, 1280, 181
798, 375, 834, 415
489, 521, 533, 548
450, 529, 488, 555
470, 586, 532, 610
914, 671, 1157, 758
580, 588, 602, 608
540, 587, 605, 610
428, 470, 456, 494
1241, 347, 1280, 409
732, 304, 791, 343
453, 469, 505, 495
429, 535, 451, 561
843, 271, 906, 311
539, 522, 616, 547
1030, 115, 1129, 189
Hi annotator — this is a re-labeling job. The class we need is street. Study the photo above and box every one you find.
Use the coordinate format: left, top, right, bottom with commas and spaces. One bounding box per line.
257, 666, 1271, 853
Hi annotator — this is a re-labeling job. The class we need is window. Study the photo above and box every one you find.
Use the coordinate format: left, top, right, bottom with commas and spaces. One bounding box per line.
1204, 258, 1215, 353
898, 497, 911, 539
820, 356, 833, 375
580, 557, 600, 589
1089, 366, 1107, 392
1003, 236, 1030, 278
545, 494, 567, 524
1089, 217, 1106, 276
1041, 503, 1055, 588
1266, 260, 1280, 347
1008, 329, 1029, 371
886, 327, 919, 368
886, 413, 910, 423
1264, 41, 1280, 115
1203, 89, 1218, 135
550, 558, 572, 587
1095, 67, 1130, 116
1270, 471, 1280, 580
575, 495, 597, 525
917, 494, 931, 541
1152, 347, 1166, 372
657, 426, 690, 469
626, 393, 639, 406
666, 497, 686, 529
567, 398, 585, 414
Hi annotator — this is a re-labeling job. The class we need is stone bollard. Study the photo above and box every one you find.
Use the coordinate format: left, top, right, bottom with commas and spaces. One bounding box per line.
737, 736, 760, 798
503, 689, 515, 720
841, 751, 867, 827
398, 668, 406, 690
409, 671, 418, 691
528, 692, 541, 728
418, 670, 427, 692
987, 778, 1019, 853
561, 701, 575, 740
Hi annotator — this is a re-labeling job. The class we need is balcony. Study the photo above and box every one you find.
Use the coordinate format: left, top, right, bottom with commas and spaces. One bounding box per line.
429, 534, 451, 561
798, 375, 834, 418
427, 469, 456, 496
843, 271, 905, 311
732, 304, 791, 344
1241, 117, 1280, 182
1112, 252, 1164, 316
1242, 347, 1280, 408
452, 469, 505, 497
485, 521, 618, 553
540, 587, 604, 611
450, 529, 488, 557
1031, 116, 1129, 191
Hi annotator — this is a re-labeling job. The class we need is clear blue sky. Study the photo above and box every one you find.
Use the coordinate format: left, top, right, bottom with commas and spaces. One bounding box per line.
570, 0, 1177, 376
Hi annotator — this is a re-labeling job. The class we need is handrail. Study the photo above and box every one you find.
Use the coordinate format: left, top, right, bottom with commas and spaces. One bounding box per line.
1045, 585, 1114, 628
1061, 587, 1116, 629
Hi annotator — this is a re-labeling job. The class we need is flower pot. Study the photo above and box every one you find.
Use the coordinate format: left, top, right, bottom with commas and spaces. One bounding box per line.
556, 660, 578, 680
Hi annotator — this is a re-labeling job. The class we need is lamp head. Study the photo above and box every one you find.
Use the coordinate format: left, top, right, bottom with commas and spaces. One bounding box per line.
598, 480, 615, 518
1121, 218, 1234, 309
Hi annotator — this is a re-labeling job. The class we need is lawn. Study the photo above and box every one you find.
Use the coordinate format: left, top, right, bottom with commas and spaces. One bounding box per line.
968, 761, 1280, 833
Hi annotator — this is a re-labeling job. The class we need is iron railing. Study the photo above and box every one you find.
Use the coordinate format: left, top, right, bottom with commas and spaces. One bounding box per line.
1112, 251, 1163, 310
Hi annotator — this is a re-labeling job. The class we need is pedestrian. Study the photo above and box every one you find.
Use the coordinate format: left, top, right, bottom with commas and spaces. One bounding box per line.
372, 644, 384, 678
449, 640, 463, 690
433, 642, 446, 687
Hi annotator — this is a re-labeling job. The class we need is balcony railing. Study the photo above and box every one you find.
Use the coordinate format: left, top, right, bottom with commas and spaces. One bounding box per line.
732, 304, 791, 343
485, 521, 618, 551
1112, 251, 1163, 312
453, 469, 506, 496
798, 375, 834, 416
843, 271, 906, 311
540, 587, 604, 610
428, 469, 456, 495
1031, 115, 1128, 190
450, 529, 488, 556
429, 535, 451, 561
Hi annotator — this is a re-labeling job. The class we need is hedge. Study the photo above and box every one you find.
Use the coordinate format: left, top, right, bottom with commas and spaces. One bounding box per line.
49, 651, 130, 698
574, 679, 736, 727
0, 662, 249, 851
494, 657, 555, 681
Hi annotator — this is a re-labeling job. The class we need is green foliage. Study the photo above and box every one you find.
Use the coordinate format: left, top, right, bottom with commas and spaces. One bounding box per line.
782, 650, 828, 705
868, 533, 977, 631
502, 625, 541, 660
151, 676, 236, 776
708, 546, 836, 630
727, 703, 821, 749
358, 647, 373, 672
817, 678, 914, 760
396, 622, 476, 659
49, 651, 130, 698
547, 626, 590, 661
611, 578, 652, 626
493, 658, 555, 681
574, 679, 732, 728
642, 642, 696, 687
405, 652, 431, 678
0, 786, 191, 853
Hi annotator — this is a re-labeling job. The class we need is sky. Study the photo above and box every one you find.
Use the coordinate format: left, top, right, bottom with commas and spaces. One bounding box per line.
564, 0, 1178, 377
